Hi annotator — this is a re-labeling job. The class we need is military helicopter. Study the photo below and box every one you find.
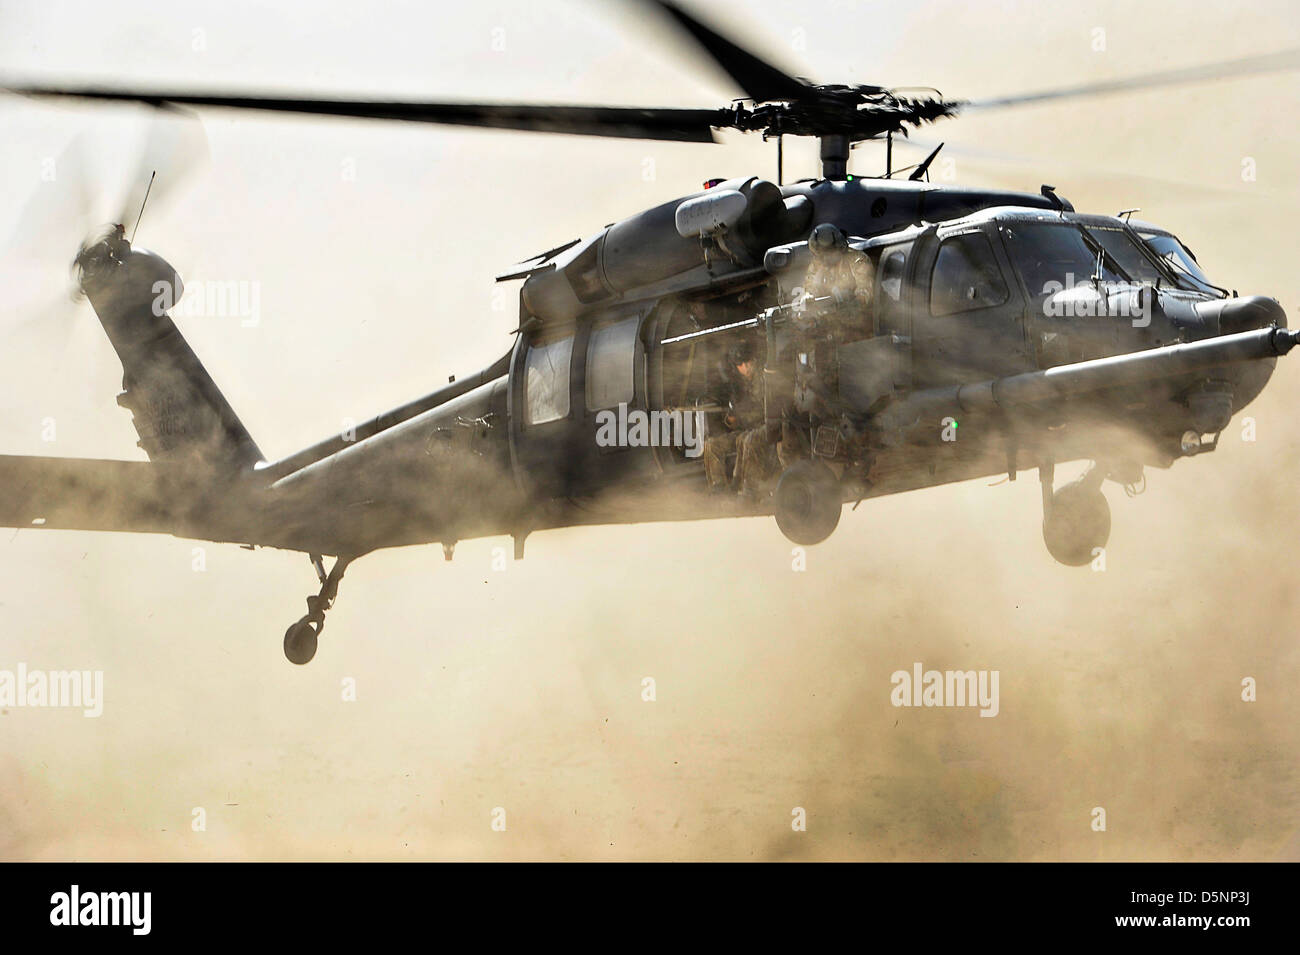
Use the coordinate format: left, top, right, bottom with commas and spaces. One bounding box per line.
3, 1, 1299, 664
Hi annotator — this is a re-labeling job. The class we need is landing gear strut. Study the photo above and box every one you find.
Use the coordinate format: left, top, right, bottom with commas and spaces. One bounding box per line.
1040, 461, 1111, 567
283, 554, 354, 665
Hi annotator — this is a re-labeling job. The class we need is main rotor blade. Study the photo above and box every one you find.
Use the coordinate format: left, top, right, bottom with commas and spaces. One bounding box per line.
966, 46, 1300, 110
899, 135, 1266, 198
648, 1, 810, 101
4, 86, 723, 143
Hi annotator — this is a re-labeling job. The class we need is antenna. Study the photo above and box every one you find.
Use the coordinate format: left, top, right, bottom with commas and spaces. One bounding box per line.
129, 170, 157, 242
908, 142, 945, 181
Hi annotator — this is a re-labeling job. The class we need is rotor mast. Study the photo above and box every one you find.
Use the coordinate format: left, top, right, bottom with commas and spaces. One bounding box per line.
819, 134, 850, 181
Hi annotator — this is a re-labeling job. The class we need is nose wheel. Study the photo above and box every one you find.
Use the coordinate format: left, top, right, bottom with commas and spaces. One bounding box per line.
283, 554, 354, 665
1040, 462, 1111, 566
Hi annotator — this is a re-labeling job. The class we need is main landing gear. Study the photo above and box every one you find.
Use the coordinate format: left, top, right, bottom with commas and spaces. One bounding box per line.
283, 554, 354, 665
773, 459, 842, 545
1040, 461, 1111, 567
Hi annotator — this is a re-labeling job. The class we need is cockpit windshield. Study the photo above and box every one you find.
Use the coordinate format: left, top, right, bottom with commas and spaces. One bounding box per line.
1138, 231, 1220, 295
1084, 226, 1165, 286
1000, 222, 1121, 300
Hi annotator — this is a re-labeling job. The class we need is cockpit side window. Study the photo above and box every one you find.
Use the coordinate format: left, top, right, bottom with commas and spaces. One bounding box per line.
930, 232, 1009, 317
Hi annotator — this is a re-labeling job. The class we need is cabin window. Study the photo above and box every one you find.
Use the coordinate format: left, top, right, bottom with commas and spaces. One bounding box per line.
585, 317, 640, 410
524, 336, 573, 425
930, 232, 1009, 317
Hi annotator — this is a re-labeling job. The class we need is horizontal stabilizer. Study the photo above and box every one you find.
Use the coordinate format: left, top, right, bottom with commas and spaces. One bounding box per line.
0, 454, 178, 535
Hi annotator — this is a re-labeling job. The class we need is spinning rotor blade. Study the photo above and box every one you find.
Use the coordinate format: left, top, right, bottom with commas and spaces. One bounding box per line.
4, 87, 723, 143
114, 106, 210, 228
5, 108, 209, 255
898, 135, 1261, 199
965, 46, 1300, 110
3, 0, 814, 142
647, 0, 811, 101
5, 133, 97, 260
3, 109, 210, 351
2, 132, 98, 345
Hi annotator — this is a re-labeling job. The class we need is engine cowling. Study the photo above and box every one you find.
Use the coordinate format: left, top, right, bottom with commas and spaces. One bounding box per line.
521, 177, 812, 323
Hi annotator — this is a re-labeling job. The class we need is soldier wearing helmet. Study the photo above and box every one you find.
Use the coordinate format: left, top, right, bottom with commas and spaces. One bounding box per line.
702, 339, 778, 500
802, 223, 876, 314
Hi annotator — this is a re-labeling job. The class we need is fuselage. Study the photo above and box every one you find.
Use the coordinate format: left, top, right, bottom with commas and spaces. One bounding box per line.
245, 178, 1284, 557
72, 177, 1286, 559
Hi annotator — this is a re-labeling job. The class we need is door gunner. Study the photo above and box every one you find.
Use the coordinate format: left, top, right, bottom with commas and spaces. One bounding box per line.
702, 341, 777, 500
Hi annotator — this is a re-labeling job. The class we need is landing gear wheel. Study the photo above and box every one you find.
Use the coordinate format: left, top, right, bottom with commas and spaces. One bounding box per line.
283, 619, 319, 665
773, 460, 842, 545
281, 554, 357, 665
1042, 481, 1111, 566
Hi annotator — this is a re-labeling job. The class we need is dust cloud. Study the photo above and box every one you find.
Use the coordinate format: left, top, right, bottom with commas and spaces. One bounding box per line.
1, 0, 1298, 860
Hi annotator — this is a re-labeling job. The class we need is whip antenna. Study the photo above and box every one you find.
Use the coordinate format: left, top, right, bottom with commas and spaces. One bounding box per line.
129, 170, 156, 242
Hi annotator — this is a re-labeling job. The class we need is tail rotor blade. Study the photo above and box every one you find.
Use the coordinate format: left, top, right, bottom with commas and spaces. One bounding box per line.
114, 106, 210, 232
3, 107, 210, 350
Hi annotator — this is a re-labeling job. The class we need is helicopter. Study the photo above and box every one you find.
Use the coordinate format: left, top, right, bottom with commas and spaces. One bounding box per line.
3, 1, 1299, 665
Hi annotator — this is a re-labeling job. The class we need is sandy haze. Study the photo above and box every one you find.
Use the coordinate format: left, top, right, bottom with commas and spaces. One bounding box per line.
1, 0, 1298, 861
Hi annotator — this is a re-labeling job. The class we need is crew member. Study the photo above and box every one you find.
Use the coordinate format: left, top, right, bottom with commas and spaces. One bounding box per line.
802, 222, 875, 313
702, 340, 777, 500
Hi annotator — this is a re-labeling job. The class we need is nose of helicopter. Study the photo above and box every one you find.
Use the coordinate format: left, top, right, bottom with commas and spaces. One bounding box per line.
1203, 296, 1291, 418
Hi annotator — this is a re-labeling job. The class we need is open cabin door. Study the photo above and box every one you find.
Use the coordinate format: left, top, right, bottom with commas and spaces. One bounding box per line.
646, 299, 716, 475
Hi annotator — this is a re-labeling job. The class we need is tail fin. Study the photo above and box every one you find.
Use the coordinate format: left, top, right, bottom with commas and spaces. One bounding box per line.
75, 229, 263, 475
